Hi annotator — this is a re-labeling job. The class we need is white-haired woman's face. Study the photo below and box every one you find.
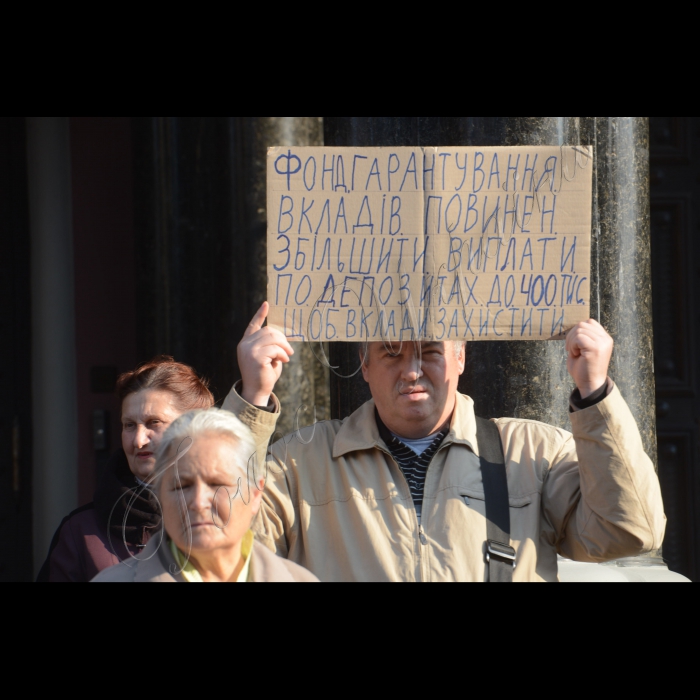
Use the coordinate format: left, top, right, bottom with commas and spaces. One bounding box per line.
159, 433, 263, 561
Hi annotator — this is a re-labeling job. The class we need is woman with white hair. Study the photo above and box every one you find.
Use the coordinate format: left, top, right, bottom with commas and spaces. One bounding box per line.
92, 410, 318, 583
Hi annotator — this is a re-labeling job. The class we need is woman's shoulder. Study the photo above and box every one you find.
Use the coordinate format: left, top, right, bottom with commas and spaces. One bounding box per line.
91, 561, 138, 583
92, 538, 178, 583
37, 504, 125, 583
252, 541, 319, 583
36, 504, 96, 580
59, 503, 102, 534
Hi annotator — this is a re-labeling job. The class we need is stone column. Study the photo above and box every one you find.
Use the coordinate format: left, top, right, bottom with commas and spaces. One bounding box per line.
323, 117, 657, 465
26, 117, 79, 574
133, 117, 329, 436
232, 118, 329, 437
589, 118, 656, 463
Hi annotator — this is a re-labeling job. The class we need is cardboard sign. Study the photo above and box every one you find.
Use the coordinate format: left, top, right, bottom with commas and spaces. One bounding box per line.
267, 146, 593, 342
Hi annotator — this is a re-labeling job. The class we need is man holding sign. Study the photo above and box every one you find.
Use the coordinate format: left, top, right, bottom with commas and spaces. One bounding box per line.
223, 304, 666, 583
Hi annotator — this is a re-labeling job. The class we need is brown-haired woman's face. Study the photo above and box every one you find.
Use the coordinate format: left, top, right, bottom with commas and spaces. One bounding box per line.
122, 389, 182, 480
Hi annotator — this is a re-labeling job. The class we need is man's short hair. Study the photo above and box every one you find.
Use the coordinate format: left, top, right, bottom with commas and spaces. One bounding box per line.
360, 340, 466, 365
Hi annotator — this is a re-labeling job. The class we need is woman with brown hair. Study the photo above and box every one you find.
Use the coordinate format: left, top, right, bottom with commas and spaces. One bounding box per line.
37, 356, 215, 583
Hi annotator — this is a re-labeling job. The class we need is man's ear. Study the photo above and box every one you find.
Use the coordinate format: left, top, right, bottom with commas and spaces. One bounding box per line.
360, 349, 370, 383
458, 343, 467, 376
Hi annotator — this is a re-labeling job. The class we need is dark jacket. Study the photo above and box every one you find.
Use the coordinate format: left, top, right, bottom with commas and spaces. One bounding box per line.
37, 451, 161, 583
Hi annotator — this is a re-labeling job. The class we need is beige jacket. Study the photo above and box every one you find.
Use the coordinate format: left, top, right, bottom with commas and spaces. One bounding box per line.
223, 384, 666, 583
91, 536, 319, 583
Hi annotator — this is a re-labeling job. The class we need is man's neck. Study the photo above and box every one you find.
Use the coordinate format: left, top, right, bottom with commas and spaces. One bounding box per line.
189, 543, 244, 583
376, 411, 453, 442
392, 426, 448, 443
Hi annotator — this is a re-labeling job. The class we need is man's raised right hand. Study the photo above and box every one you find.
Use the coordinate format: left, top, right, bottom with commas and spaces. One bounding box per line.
237, 302, 294, 407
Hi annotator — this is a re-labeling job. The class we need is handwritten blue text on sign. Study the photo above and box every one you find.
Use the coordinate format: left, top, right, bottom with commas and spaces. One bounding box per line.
267, 146, 593, 342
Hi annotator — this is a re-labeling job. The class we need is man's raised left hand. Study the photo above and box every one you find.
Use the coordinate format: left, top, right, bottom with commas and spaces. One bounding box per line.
566, 320, 614, 400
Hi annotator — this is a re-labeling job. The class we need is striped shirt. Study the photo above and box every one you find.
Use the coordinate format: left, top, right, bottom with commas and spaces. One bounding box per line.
376, 412, 449, 522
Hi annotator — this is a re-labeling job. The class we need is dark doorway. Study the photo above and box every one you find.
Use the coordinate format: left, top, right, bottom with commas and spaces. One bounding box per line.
0, 118, 33, 582
69, 117, 138, 505
651, 116, 700, 582
131, 117, 239, 404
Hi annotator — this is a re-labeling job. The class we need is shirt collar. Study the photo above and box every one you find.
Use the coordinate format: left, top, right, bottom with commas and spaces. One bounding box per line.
375, 410, 448, 455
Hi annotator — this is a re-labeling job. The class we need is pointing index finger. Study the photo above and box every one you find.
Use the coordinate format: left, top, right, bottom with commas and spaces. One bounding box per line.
245, 302, 270, 337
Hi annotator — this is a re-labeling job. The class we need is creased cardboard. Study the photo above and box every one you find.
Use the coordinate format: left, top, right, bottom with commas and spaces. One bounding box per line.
267, 146, 593, 342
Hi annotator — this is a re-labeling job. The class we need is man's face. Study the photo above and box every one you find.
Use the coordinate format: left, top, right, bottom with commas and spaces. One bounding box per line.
361, 341, 466, 440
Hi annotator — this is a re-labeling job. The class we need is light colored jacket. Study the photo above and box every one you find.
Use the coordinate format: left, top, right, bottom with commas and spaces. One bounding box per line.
91, 536, 319, 583
223, 383, 667, 583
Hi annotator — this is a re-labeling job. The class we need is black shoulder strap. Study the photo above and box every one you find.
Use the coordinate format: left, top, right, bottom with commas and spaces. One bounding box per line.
475, 417, 516, 583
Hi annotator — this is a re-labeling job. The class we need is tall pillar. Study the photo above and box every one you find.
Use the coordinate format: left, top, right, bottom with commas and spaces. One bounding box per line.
133, 117, 329, 435
233, 118, 329, 436
591, 118, 656, 462
323, 117, 656, 464
26, 117, 79, 574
